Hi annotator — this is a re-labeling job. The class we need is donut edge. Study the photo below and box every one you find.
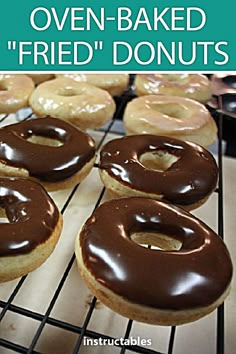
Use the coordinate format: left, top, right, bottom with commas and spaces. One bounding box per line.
0, 213, 63, 283
0, 153, 96, 191
99, 169, 211, 211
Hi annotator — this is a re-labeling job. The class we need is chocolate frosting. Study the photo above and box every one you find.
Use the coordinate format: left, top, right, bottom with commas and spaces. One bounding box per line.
0, 117, 95, 182
0, 177, 60, 256
99, 135, 218, 205
80, 197, 233, 310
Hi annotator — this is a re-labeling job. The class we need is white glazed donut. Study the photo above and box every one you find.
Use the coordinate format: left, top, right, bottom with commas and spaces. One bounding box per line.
0, 74, 34, 113
135, 74, 212, 103
123, 95, 217, 147
29, 78, 116, 130
56, 73, 129, 96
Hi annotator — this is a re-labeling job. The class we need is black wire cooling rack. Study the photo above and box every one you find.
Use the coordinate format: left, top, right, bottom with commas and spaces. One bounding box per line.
0, 77, 233, 354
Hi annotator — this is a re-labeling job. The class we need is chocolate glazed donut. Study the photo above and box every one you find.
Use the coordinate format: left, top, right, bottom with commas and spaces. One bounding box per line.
0, 117, 96, 190
0, 177, 63, 282
75, 197, 233, 325
99, 135, 218, 210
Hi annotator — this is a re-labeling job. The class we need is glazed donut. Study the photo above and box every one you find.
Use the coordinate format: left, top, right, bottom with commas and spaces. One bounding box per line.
123, 95, 217, 147
0, 117, 96, 191
135, 74, 212, 103
27, 74, 54, 85
99, 135, 218, 210
29, 78, 116, 130
56, 73, 129, 96
0, 177, 63, 282
75, 197, 233, 326
0, 74, 34, 113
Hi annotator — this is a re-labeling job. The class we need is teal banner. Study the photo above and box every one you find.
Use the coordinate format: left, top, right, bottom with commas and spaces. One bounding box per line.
0, 0, 235, 71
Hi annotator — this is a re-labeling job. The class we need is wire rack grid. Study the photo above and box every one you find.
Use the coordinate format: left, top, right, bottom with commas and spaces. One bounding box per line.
0, 84, 235, 354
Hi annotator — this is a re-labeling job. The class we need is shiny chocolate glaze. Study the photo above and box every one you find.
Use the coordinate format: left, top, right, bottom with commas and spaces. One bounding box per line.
0, 177, 60, 256
80, 197, 233, 310
0, 117, 95, 182
99, 135, 218, 205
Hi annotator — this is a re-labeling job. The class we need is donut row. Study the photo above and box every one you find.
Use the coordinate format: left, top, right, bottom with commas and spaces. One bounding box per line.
0, 74, 217, 148
1, 172, 232, 327
1, 73, 211, 104
0, 175, 233, 327
0, 116, 217, 207
0, 75, 116, 130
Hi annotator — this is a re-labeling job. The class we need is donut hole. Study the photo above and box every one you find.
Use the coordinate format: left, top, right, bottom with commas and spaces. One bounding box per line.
27, 135, 63, 147
131, 232, 182, 251
57, 87, 78, 97
152, 103, 191, 119
0, 208, 10, 223
139, 151, 179, 172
